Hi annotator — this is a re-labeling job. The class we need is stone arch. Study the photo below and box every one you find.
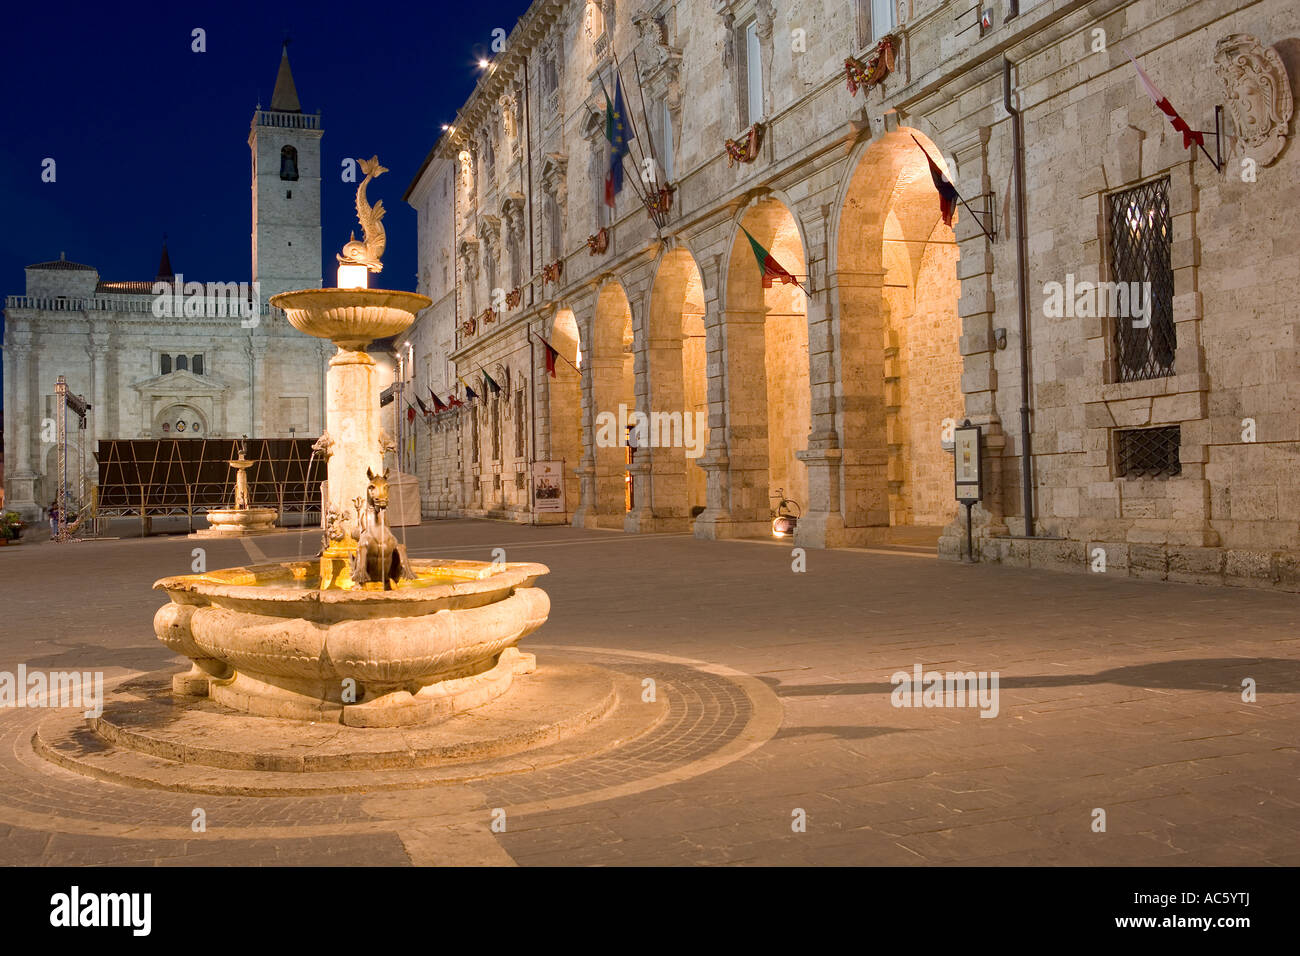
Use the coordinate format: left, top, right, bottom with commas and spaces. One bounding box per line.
829, 126, 963, 544
545, 307, 583, 516
642, 244, 710, 530
154, 403, 208, 439
587, 279, 635, 526
700, 196, 809, 538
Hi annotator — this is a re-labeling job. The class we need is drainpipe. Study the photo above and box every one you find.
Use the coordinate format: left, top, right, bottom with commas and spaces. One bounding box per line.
1003, 56, 1035, 537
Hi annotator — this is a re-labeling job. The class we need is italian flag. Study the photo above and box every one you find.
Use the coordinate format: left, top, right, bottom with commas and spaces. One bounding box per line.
740, 226, 800, 290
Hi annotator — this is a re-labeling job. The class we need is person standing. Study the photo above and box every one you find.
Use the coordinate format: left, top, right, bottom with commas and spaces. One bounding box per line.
47, 500, 59, 538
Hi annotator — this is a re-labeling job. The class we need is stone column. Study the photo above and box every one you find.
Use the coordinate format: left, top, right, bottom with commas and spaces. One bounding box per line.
87, 332, 110, 495
90, 332, 110, 443
572, 314, 599, 528
694, 304, 769, 539
938, 127, 1009, 558
626, 297, 659, 533
636, 328, 690, 532
4, 331, 39, 520
814, 268, 892, 546
589, 354, 624, 528
318, 343, 383, 588
250, 338, 268, 438
797, 267, 847, 548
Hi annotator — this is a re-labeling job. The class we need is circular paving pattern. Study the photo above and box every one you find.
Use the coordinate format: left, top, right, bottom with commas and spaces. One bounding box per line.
0, 645, 782, 845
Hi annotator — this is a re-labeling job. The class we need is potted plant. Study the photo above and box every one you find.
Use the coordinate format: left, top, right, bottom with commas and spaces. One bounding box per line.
1, 512, 26, 545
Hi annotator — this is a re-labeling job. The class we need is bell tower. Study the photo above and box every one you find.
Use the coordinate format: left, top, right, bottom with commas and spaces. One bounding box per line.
250, 43, 323, 300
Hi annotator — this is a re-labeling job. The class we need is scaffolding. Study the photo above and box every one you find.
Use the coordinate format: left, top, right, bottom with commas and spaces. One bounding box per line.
53, 375, 92, 542
95, 438, 326, 535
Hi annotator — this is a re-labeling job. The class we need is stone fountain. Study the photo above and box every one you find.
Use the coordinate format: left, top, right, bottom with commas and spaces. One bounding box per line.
193, 438, 277, 537
151, 156, 551, 728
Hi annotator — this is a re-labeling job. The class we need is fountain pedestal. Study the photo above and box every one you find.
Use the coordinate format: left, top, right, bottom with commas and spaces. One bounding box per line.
149, 157, 551, 729
152, 286, 553, 728
193, 457, 278, 537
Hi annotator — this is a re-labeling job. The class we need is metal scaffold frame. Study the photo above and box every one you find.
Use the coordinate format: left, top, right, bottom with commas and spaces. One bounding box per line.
53, 375, 92, 542
95, 438, 326, 535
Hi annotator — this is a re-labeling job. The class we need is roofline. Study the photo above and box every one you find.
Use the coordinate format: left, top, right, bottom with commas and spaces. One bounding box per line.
403, 0, 564, 201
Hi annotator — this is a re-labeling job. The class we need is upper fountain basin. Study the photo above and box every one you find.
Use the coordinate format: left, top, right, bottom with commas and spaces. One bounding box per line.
270, 288, 433, 348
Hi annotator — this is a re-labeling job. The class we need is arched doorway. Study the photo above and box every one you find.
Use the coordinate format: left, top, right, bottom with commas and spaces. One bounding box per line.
588, 281, 635, 527
834, 127, 963, 544
546, 307, 583, 520
644, 246, 709, 530
708, 198, 809, 538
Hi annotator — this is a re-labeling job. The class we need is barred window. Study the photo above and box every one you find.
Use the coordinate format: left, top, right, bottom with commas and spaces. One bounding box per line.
1115, 426, 1181, 479
1108, 178, 1174, 382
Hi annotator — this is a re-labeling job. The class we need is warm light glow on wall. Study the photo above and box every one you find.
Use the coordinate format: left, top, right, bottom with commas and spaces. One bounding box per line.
338, 264, 369, 289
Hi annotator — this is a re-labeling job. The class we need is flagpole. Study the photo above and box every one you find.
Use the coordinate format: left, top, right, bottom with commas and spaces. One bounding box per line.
612, 52, 654, 192
909, 134, 995, 244
529, 328, 580, 374
594, 68, 654, 212
629, 48, 667, 228
608, 55, 660, 212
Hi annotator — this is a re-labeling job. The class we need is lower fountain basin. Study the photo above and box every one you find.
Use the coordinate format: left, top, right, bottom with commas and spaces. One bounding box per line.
193, 507, 278, 537
153, 559, 550, 727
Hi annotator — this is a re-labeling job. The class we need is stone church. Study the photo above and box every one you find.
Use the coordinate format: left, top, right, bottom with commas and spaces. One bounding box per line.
2, 46, 330, 521
404, 0, 1300, 590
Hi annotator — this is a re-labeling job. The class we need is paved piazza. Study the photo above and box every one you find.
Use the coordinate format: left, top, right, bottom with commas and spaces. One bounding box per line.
0, 520, 1296, 866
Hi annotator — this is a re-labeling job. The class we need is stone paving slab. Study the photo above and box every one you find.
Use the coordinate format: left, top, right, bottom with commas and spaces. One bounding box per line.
1, 519, 1298, 865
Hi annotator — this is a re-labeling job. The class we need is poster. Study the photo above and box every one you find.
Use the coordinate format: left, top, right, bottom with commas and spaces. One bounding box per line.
954, 424, 982, 503
532, 460, 566, 513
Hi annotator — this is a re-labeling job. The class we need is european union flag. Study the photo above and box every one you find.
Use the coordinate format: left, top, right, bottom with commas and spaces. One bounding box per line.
604, 75, 634, 207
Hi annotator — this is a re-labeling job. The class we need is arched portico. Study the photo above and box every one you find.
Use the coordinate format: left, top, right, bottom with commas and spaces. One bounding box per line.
574, 280, 636, 528
542, 307, 582, 522
696, 197, 809, 539
799, 127, 963, 548
632, 244, 709, 532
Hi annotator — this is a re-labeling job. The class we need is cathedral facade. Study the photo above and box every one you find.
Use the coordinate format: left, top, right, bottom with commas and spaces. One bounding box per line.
405, 0, 1300, 590
2, 47, 330, 521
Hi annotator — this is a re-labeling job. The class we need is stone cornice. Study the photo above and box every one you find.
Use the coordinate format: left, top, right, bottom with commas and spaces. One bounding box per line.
893, 0, 1127, 118
404, 0, 566, 200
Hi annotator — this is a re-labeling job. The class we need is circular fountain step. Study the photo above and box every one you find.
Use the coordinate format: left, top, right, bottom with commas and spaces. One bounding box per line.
34, 659, 667, 795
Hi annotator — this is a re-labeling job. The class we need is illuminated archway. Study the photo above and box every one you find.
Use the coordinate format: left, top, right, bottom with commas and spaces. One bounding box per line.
704, 197, 809, 538
545, 307, 583, 518
832, 127, 963, 542
643, 245, 709, 530
588, 281, 635, 527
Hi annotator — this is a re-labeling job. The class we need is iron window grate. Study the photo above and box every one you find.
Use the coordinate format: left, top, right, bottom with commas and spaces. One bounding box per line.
1108, 178, 1174, 382
1116, 426, 1181, 479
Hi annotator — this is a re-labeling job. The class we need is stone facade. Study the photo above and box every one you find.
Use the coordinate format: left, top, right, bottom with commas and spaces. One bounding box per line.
2, 48, 330, 521
402, 0, 1299, 590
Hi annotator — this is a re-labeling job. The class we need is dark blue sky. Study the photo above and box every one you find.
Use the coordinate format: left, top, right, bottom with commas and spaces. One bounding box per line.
1, 0, 529, 300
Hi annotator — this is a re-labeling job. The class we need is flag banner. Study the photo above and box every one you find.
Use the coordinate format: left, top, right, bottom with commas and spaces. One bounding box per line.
1127, 52, 1204, 150
448, 394, 464, 408
483, 370, 502, 396
459, 375, 478, 402
406, 404, 416, 423
604, 75, 634, 207
543, 339, 559, 377
739, 226, 799, 289
430, 389, 448, 413
913, 136, 959, 227
415, 395, 430, 417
